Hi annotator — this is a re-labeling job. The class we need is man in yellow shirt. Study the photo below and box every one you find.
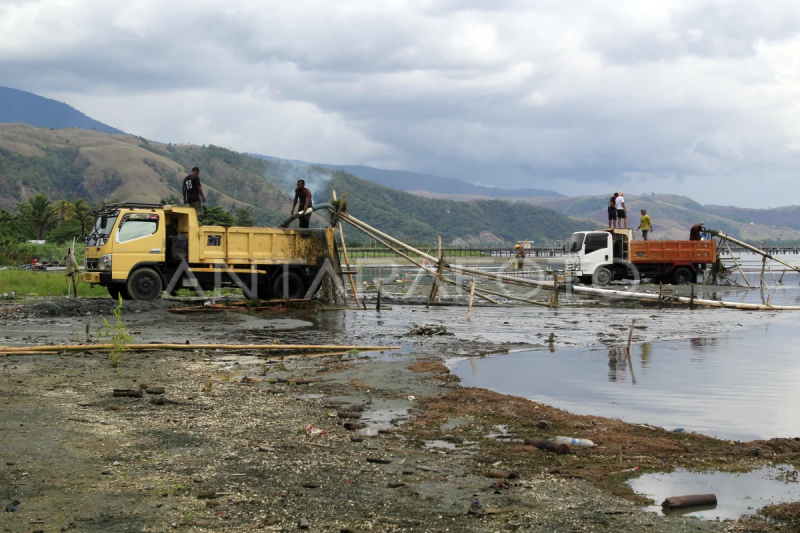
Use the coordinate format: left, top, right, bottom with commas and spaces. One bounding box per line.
637, 209, 653, 240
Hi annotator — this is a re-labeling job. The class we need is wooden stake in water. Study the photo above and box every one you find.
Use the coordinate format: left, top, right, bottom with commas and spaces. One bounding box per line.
690, 284, 695, 311
437, 236, 442, 303
761, 256, 767, 287
332, 190, 360, 309
626, 319, 635, 355
658, 282, 662, 310
467, 278, 476, 321
552, 275, 559, 307
86, 315, 91, 343
376, 280, 382, 312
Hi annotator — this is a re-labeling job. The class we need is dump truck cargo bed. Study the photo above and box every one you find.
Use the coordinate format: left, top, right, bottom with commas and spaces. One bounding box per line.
631, 240, 716, 264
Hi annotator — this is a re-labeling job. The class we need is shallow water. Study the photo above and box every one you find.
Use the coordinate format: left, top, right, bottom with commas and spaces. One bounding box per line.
452, 317, 800, 441
630, 465, 800, 520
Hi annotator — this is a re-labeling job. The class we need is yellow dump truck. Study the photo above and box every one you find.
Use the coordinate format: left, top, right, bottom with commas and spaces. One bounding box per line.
81, 203, 340, 301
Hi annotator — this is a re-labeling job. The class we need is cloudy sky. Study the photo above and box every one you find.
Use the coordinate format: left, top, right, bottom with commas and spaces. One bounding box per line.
2, 0, 800, 206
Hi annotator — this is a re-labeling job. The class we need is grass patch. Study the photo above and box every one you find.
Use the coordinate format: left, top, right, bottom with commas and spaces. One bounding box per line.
0, 270, 110, 297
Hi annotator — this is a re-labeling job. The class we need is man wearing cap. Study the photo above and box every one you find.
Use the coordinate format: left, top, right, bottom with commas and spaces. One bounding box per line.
615, 191, 628, 229
689, 223, 705, 241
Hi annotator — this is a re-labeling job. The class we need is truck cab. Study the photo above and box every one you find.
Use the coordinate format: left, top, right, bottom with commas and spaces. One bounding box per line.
82, 202, 340, 301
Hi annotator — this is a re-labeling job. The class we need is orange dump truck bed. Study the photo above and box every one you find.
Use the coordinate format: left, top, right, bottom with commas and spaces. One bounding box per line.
631, 240, 716, 264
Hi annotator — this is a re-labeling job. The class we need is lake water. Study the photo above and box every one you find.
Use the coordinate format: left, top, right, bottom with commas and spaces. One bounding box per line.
630, 465, 800, 520
452, 317, 800, 441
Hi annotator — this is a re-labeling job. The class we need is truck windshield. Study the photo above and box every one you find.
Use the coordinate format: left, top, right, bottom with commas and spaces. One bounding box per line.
567, 233, 586, 253
86, 213, 119, 246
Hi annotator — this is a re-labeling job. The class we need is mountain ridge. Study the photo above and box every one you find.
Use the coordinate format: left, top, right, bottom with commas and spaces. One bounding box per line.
0, 86, 125, 135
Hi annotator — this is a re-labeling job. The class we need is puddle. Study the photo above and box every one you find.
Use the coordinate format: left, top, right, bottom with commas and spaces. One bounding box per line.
440, 417, 469, 430
423, 440, 458, 451
452, 320, 800, 441
630, 465, 800, 520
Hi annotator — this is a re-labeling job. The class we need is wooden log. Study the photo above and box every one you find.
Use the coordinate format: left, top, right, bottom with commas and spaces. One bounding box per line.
467, 278, 476, 321
524, 438, 569, 455
0, 343, 401, 356
145, 387, 165, 395
336, 412, 362, 419
486, 470, 518, 479
428, 255, 446, 306
113, 389, 143, 398
661, 494, 717, 509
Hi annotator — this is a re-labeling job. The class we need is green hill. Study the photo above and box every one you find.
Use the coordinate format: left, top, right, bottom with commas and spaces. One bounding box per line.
0, 124, 584, 245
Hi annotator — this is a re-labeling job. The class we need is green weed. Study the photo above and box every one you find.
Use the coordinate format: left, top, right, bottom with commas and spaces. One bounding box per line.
99, 295, 134, 367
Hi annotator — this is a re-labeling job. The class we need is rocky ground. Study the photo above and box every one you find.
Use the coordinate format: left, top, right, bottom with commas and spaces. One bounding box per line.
0, 296, 796, 533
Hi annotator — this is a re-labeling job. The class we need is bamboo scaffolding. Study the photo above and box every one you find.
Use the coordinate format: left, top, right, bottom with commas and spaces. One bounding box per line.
725, 240, 751, 287
710, 230, 800, 272
0, 343, 400, 356
332, 191, 360, 309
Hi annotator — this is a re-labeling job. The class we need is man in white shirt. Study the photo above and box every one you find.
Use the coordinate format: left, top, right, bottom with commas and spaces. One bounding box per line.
615, 192, 627, 228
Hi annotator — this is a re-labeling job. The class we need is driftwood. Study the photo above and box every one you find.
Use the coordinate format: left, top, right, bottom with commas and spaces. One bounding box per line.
662, 494, 717, 509
486, 470, 518, 479
0, 343, 400, 356
113, 389, 143, 398
524, 438, 569, 455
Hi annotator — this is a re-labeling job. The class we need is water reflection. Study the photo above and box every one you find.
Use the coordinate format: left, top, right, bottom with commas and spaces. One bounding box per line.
452, 319, 800, 441
630, 466, 800, 520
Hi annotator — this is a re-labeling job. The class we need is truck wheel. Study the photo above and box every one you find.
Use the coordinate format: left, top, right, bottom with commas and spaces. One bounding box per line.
108, 285, 132, 300
593, 267, 613, 286
126, 268, 164, 301
672, 267, 693, 285
272, 271, 306, 300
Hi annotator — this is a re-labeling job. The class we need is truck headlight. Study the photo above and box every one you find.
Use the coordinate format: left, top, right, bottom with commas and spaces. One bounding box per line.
98, 254, 112, 271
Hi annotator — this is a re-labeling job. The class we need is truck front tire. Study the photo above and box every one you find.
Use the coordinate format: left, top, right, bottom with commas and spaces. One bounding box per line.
272, 271, 306, 300
126, 268, 164, 301
672, 267, 693, 285
593, 267, 613, 286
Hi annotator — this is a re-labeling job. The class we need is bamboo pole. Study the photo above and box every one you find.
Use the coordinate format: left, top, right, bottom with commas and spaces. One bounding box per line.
467, 278, 476, 321
761, 256, 767, 287
710, 230, 800, 272
332, 191, 360, 309
690, 284, 694, 311
573, 285, 800, 310
658, 282, 662, 310
0, 343, 401, 356
437, 236, 442, 303
428, 256, 446, 307
725, 241, 751, 287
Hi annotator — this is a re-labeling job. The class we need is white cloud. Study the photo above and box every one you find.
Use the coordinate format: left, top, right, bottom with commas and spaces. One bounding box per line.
2, 0, 800, 206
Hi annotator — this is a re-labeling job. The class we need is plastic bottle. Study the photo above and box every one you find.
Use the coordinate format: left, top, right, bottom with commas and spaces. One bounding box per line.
554, 436, 597, 447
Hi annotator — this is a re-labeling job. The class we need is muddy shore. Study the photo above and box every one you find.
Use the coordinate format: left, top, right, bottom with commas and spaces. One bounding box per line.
1, 296, 795, 532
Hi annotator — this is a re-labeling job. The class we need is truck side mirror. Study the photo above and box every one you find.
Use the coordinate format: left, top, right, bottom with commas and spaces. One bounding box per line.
100, 215, 108, 229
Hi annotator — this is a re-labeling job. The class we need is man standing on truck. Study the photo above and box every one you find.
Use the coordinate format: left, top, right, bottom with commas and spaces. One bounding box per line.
608, 193, 619, 228
182, 167, 206, 220
292, 179, 313, 229
689, 223, 705, 241
615, 191, 628, 229
637, 209, 653, 240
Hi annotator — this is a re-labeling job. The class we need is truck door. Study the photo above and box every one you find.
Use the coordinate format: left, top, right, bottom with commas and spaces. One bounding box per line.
582, 232, 611, 274
112, 213, 163, 281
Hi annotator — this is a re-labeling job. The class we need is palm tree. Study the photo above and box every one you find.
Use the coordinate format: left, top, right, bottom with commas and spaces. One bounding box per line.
17, 194, 58, 240
70, 199, 93, 238
54, 199, 73, 223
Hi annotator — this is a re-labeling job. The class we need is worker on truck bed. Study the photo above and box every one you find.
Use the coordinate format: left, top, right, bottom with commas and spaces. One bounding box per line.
615, 191, 627, 228
637, 210, 652, 240
608, 193, 619, 228
689, 223, 705, 241
292, 179, 313, 229
182, 167, 206, 220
